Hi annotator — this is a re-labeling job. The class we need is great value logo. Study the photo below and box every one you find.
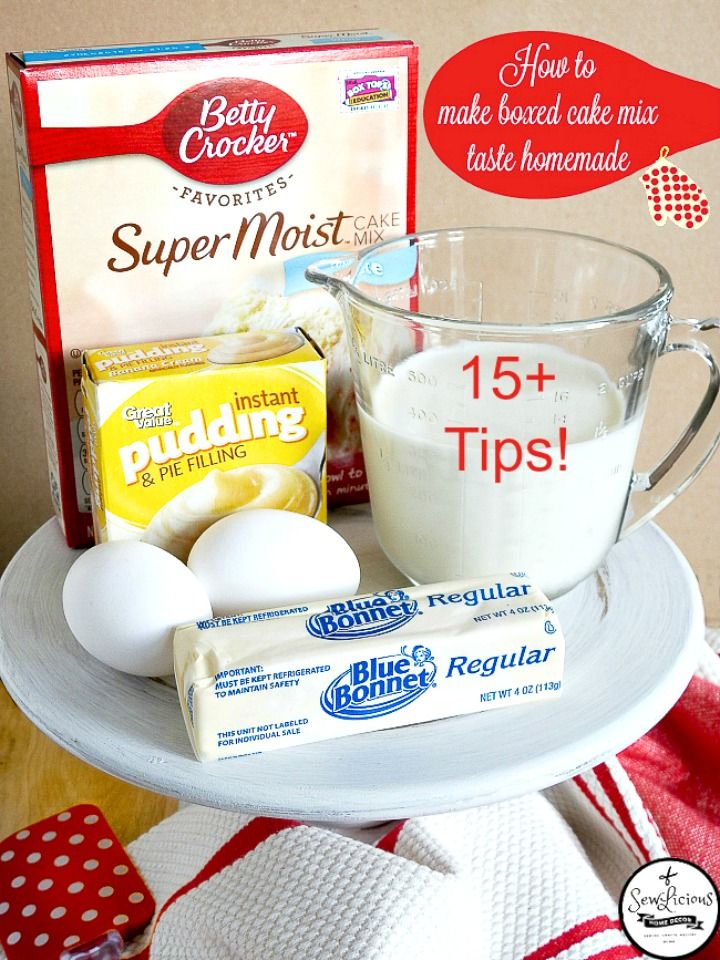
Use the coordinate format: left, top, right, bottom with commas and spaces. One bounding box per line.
161, 78, 308, 183
306, 590, 419, 641
321, 645, 436, 719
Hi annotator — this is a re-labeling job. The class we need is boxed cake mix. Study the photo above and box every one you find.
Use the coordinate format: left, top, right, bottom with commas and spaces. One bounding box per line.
7, 30, 417, 546
83, 329, 326, 562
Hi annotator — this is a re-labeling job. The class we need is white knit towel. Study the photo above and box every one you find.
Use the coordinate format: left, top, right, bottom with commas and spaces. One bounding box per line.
120, 758, 655, 960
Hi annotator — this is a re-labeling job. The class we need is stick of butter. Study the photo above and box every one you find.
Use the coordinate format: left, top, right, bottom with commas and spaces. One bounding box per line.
174, 576, 565, 761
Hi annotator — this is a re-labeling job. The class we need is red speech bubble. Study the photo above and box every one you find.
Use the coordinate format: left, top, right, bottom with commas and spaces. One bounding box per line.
423, 32, 720, 198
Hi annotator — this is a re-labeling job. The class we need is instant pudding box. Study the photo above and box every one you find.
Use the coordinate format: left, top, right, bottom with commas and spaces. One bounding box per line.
7, 30, 418, 547
82, 328, 327, 561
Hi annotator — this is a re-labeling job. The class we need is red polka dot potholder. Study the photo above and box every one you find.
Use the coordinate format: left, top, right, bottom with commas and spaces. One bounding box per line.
0, 804, 154, 958
640, 147, 710, 229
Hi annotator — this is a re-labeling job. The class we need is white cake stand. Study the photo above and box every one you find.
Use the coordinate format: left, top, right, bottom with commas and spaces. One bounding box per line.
0, 506, 704, 824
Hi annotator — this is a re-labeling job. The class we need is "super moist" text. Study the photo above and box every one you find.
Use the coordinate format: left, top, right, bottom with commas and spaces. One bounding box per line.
107, 210, 353, 277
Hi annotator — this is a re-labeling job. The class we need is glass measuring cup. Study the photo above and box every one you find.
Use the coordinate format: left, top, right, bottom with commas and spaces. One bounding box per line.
307, 227, 720, 597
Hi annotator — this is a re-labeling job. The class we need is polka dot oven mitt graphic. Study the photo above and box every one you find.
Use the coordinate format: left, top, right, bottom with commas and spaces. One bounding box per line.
640, 147, 710, 229
0, 804, 154, 959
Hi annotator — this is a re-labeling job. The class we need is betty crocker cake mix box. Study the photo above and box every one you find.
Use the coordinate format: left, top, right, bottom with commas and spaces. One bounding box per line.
7, 30, 417, 546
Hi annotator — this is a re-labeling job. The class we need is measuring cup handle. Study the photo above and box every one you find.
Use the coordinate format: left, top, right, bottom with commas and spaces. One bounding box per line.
620, 316, 720, 539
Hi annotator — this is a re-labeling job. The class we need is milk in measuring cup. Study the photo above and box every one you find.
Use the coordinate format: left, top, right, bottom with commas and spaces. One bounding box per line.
359, 343, 643, 597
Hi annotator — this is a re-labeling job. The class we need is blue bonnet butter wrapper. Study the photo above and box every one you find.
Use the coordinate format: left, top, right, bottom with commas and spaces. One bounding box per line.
174, 574, 564, 761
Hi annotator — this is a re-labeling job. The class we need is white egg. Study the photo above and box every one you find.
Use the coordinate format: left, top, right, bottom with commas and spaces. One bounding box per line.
187, 510, 361, 616
62, 540, 213, 676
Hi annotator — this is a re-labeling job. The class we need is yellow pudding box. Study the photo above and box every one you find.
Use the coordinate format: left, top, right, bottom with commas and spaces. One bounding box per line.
82, 329, 326, 561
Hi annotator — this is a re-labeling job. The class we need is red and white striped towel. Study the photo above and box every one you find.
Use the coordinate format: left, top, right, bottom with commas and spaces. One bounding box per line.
126, 781, 644, 960
117, 640, 719, 959
119, 749, 692, 959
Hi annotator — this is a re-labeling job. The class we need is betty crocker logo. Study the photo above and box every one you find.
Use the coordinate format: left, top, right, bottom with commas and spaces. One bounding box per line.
30, 77, 308, 185
161, 78, 308, 183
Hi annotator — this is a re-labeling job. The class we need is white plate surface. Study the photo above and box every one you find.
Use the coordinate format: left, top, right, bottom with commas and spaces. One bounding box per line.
0, 507, 704, 824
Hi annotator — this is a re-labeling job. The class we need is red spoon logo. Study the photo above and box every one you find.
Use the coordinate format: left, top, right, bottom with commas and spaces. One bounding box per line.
29, 77, 309, 185
161, 78, 308, 183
